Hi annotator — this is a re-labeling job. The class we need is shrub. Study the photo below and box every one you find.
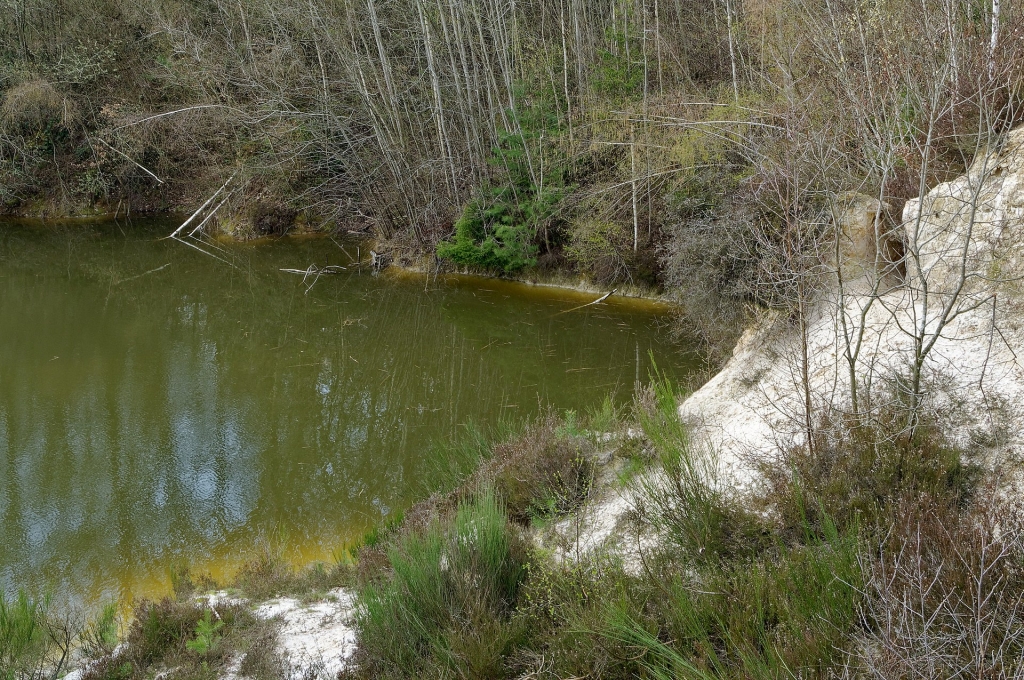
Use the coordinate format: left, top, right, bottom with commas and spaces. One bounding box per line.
437, 93, 567, 275
0, 80, 66, 134
759, 406, 983, 541
184, 610, 224, 655
437, 194, 542, 274
600, 530, 862, 679
0, 591, 46, 680
124, 598, 206, 668
478, 414, 595, 524
856, 491, 1024, 678
353, 490, 529, 677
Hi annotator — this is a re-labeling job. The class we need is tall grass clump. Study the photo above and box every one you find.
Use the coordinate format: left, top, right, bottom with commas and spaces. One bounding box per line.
353, 489, 529, 677
600, 526, 861, 679
1, 591, 47, 680
631, 367, 764, 562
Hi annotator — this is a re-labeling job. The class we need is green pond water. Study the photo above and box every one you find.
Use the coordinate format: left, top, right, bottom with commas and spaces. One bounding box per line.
0, 218, 698, 604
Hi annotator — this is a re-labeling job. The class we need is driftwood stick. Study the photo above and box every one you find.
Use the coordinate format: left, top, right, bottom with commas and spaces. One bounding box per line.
189, 195, 231, 237
279, 265, 346, 275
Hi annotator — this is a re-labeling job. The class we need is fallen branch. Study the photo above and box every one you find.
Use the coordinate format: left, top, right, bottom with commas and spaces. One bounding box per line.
95, 137, 164, 184
280, 265, 347, 275
111, 105, 248, 131
116, 263, 171, 284
189, 196, 230, 238
281, 263, 347, 294
168, 171, 238, 239
556, 289, 616, 315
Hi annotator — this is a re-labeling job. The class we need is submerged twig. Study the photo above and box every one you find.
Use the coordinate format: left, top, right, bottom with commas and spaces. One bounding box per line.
116, 262, 171, 284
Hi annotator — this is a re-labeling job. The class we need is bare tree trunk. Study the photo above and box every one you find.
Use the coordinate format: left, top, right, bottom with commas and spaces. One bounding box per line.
989, 0, 1001, 78
723, 0, 739, 101
417, 0, 459, 199
630, 119, 639, 253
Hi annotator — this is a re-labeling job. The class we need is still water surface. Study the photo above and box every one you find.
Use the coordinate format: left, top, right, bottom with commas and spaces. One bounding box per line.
0, 219, 697, 603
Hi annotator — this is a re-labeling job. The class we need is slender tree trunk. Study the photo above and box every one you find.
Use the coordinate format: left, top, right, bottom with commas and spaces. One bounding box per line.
989, 0, 1001, 78
631, 119, 639, 253
723, 0, 739, 101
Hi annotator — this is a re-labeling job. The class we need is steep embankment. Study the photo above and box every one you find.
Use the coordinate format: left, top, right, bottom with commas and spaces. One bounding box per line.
681, 127, 1024, 487
545, 127, 1024, 573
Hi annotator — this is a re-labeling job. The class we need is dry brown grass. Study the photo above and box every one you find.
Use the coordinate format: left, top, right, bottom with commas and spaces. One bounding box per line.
1, 79, 69, 133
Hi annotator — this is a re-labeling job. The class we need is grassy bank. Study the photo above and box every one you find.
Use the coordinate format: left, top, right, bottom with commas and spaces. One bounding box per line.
336, 377, 1023, 679
8, 371, 1022, 680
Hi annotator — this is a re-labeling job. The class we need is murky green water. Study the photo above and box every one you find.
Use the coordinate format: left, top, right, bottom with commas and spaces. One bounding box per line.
0, 218, 697, 603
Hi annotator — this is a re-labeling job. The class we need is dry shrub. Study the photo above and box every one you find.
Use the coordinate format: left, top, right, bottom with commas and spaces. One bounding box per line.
1, 79, 69, 133
231, 551, 295, 602
122, 598, 205, 668
473, 414, 595, 524
758, 406, 1022, 677
80, 597, 256, 680
856, 490, 1024, 679
237, 627, 285, 680
168, 563, 217, 601
251, 203, 297, 236
759, 406, 982, 542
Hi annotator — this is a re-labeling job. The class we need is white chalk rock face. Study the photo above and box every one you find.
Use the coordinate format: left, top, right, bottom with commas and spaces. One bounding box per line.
680, 125, 1024, 485
902, 127, 1024, 294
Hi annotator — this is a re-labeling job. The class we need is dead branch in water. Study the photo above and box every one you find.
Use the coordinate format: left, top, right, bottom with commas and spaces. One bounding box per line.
281, 263, 347, 294
169, 171, 238, 240
556, 289, 616, 315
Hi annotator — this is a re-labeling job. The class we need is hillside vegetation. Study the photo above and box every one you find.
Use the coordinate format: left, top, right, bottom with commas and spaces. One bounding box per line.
5, 2, 1024, 678
3, 0, 1022, 354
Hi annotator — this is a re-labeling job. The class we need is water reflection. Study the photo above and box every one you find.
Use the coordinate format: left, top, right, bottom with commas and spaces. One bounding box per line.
0, 220, 696, 603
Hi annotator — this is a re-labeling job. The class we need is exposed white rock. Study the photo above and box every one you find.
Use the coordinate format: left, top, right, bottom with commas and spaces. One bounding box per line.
545, 128, 1024, 564
253, 589, 357, 679
681, 126, 1024, 485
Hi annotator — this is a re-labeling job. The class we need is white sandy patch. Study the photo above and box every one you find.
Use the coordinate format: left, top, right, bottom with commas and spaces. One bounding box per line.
253, 589, 357, 679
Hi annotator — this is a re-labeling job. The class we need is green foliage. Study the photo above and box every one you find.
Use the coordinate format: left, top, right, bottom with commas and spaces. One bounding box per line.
438, 88, 568, 274
437, 181, 559, 274
591, 29, 644, 99
585, 395, 619, 434
420, 420, 494, 497
600, 531, 862, 679
632, 364, 766, 562
0, 591, 45, 680
83, 601, 119, 657
354, 490, 529, 676
185, 610, 224, 656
